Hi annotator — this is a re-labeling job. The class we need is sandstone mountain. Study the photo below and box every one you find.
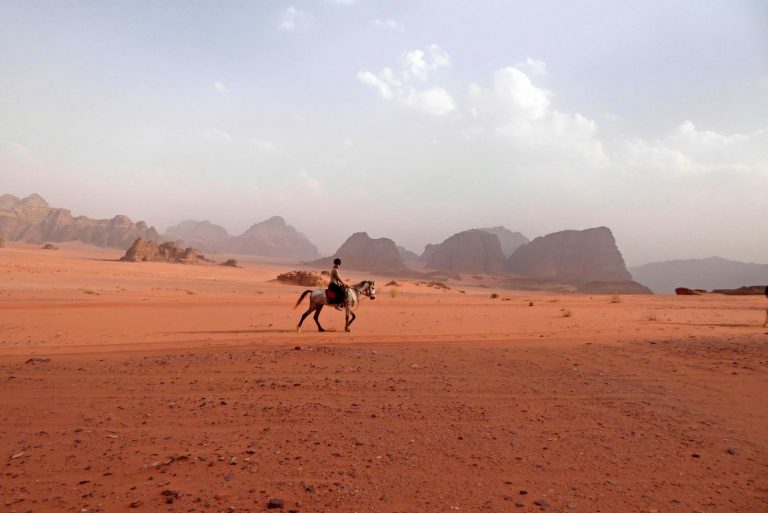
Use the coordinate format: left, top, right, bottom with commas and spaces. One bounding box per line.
423, 229, 506, 274
164, 216, 320, 261
0, 193, 159, 248
121, 238, 199, 263
397, 245, 420, 264
310, 232, 410, 275
479, 226, 529, 258
508, 227, 634, 283
630, 257, 768, 294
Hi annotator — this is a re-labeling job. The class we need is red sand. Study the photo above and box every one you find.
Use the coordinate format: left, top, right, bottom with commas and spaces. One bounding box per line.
1, 243, 766, 512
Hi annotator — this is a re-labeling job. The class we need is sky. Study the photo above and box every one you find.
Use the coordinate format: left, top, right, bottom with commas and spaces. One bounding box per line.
1, 0, 767, 266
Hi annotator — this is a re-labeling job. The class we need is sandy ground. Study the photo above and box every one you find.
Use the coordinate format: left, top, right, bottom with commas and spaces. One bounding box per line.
1, 243, 766, 513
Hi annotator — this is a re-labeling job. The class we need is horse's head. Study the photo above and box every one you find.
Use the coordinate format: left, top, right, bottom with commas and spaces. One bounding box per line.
362, 280, 376, 300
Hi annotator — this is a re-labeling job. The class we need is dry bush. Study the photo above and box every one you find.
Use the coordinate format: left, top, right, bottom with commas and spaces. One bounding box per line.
82, 289, 97, 295
610, 294, 621, 303
528, 301, 534, 306
561, 309, 572, 317
490, 293, 499, 299
389, 288, 398, 298
646, 312, 658, 321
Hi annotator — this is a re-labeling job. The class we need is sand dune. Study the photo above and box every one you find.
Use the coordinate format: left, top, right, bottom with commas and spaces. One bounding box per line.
1, 243, 766, 512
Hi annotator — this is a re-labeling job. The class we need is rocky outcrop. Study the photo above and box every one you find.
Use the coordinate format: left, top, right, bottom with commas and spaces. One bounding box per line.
630, 257, 768, 294
231, 216, 319, 261
0, 194, 159, 249
675, 287, 702, 295
423, 229, 506, 274
712, 285, 768, 296
121, 239, 199, 263
479, 227, 529, 258
397, 245, 420, 264
577, 280, 652, 295
508, 227, 633, 283
276, 270, 327, 287
164, 220, 232, 254
310, 232, 411, 275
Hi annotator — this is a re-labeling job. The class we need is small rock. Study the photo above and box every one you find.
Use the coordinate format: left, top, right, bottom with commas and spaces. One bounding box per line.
129, 500, 143, 508
691, 453, 700, 458
267, 498, 284, 509
726, 447, 737, 455
515, 500, 525, 507
534, 498, 549, 508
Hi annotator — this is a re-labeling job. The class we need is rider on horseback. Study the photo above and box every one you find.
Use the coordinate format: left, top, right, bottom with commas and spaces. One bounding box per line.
329, 258, 347, 310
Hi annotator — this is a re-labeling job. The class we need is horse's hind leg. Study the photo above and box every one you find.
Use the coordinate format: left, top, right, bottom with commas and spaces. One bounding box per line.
313, 305, 325, 332
297, 307, 314, 332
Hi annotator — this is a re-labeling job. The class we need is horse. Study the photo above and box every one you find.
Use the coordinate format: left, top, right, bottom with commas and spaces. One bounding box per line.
293, 280, 376, 332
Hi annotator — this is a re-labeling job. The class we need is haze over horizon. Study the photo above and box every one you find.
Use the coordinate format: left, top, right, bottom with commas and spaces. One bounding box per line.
2, 1, 767, 266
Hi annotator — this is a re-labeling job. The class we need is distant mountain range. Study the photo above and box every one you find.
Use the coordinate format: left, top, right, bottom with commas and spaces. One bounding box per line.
164, 217, 320, 261
629, 257, 768, 294
0, 193, 159, 248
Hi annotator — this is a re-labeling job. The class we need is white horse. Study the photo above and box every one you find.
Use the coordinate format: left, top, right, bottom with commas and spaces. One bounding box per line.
293, 280, 376, 332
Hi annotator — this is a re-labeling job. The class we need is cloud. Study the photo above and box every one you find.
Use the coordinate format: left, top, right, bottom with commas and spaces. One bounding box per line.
517, 57, 547, 76
213, 81, 229, 95
357, 45, 455, 115
203, 129, 232, 144
373, 18, 404, 32
279, 6, 314, 32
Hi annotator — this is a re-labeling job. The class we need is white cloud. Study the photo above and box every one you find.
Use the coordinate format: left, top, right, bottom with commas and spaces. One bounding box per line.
214, 81, 229, 95
203, 129, 232, 144
357, 45, 455, 115
517, 57, 547, 76
405, 88, 456, 116
279, 6, 314, 32
373, 18, 404, 32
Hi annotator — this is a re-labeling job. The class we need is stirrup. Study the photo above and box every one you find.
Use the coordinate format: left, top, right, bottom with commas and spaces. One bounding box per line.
335, 304, 343, 310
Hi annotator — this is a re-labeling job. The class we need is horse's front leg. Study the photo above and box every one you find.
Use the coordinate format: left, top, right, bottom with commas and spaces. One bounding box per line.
344, 306, 352, 332
313, 305, 325, 332
347, 309, 357, 329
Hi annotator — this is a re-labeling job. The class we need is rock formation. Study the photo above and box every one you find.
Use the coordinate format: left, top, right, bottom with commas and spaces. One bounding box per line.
310, 232, 410, 275
121, 239, 199, 263
508, 227, 633, 283
276, 270, 326, 287
712, 285, 767, 296
675, 287, 701, 295
0, 194, 159, 248
397, 245, 420, 264
576, 281, 652, 294
479, 226, 529, 258
423, 229, 506, 274
166, 217, 320, 261
630, 257, 768, 294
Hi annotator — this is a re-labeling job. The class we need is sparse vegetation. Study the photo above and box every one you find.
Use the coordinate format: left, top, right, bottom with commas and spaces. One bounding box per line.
490, 293, 499, 299
646, 313, 658, 321
610, 294, 621, 303
389, 288, 398, 298
561, 309, 572, 317
528, 301, 534, 306
82, 289, 97, 295
186, 290, 196, 295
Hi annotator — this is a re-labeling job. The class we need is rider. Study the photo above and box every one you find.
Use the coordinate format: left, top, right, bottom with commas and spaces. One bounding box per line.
329, 258, 347, 310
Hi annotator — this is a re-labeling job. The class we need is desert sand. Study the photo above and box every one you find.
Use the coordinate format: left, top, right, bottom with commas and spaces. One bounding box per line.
1, 243, 766, 513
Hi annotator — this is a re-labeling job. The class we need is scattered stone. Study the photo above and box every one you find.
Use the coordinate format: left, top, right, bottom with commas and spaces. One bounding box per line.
726, 447, 737, 455
519, 490, 528, 495
515, 500, 525, 507
128, 500, 143, 508
267, 498, 284, 509
534, 498, 549, 508
221, 259, 239, 267
25, 357, 51, 364
121, 239, 199, 263
691, 453, 700, 458
42, 243, 59, 250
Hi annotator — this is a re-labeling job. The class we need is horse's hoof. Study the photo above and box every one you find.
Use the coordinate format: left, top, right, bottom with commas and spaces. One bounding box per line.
296, 326, 301, 333
318, 328, 325, 332
345, 328, 351, 333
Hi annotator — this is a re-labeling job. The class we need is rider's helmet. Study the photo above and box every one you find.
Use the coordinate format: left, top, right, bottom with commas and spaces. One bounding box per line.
333, 258, 341, 265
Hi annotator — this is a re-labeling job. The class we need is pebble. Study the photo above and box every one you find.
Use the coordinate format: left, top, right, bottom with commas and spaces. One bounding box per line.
267, 498, 284, 509
726, 447, 737, 455
534, 498, 549, 508
515, 500, 525, 507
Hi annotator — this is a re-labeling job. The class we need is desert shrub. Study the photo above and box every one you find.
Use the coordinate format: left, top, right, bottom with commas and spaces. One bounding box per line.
561, 309, 572, 317
389, 288, 398, 298
610, 294, 621, 303
82, 289, 97, 295
528, 301, 534, 306
490, 293, 499, 299
646, 313, 658, 321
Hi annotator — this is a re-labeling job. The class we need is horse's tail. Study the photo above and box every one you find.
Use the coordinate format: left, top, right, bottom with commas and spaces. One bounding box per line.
293, 289, 313, 309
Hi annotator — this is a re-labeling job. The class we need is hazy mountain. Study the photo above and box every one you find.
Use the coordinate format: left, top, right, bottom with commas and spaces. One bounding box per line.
479, 226, 529, 258
423, 229, 506, 274
164, 220, 232, 254
310, 232, 409, 274
630, 257, 768, 294
508, 227, 633, 283
0, 193, 159, 248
